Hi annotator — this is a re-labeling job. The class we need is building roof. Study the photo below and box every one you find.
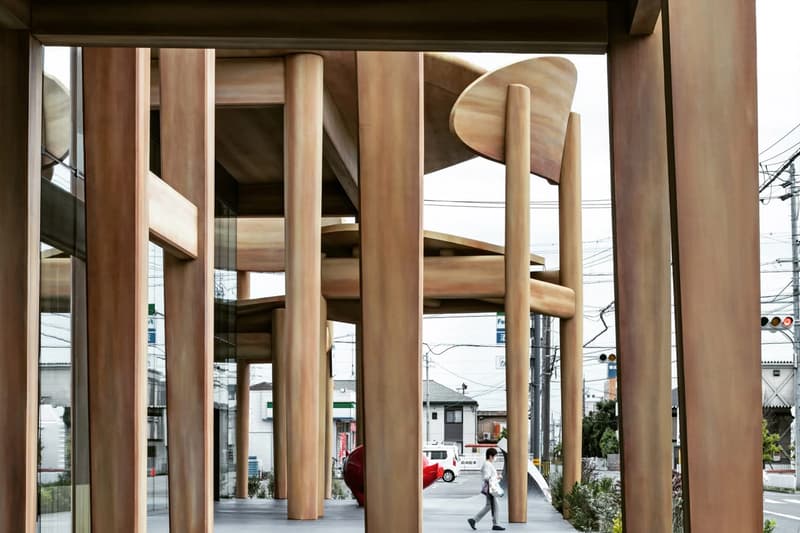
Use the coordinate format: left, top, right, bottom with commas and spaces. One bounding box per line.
334, 379, 477, 405
250, 381, 273, 391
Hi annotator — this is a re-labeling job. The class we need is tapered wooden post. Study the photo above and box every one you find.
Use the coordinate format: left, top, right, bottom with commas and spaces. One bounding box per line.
357, 51, 424, 533
608, 8, 672, 533
0, 30, 41, 533
159, 49, 215, 533
662, 1, 762, 530
317, 298, 328, 517
236, 272, 251, 498
325, 330, 335, 500
284, 53, 323, 520
84, 47, 150, 533
559, 113, 582, 498
272, 308, 288, 499
504, 83, 531, 523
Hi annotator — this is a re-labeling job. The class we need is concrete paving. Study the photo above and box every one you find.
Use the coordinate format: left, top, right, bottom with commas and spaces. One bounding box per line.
147, 473, 577, 532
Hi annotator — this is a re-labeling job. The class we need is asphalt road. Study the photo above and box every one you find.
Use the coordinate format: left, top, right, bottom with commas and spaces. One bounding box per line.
765, 491, 800, 533
424, 471, 486, 499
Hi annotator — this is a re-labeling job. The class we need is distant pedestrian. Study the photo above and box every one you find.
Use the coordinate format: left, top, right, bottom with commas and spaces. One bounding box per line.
467, 448, 505, 531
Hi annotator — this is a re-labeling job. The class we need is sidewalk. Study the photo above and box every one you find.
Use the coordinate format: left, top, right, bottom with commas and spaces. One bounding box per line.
147, 484, 577, 532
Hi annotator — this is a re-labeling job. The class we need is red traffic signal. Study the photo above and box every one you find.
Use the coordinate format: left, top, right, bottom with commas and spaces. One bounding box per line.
761, 316, 794, 329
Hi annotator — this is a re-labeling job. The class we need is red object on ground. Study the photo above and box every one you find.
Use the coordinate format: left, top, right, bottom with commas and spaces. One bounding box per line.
343, 445, 442, 506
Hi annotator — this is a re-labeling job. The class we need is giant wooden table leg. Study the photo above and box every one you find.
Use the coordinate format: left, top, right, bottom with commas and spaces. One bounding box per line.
272, 308, 288, 499
608, 8, 672, 533
284, 53, 323, 520
159, 49, 215, 533
662, 1, 761, 530
559, 113, 582, 499
357, 51, 424, 533
504, 83, 531, 524
84, 47, 150, 533
318, 298, 328, 517
0, 30, 41, 533
236, 270, 252, 498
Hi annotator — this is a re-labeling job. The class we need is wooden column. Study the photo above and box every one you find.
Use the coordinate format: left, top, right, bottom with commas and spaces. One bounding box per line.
662, 1, 762, 530
608, 8, 672, 533
355, 321, 365, 447
317, 298, 328, 517
357, 51, 423, 533
159, 49, 215, 533
236, 272, 252, 498
83, 47, 150, 533
272, 308, 288, 499
0, 30, 41, 533
284, 53, 323, 520
504, 83, 531, 524
559, 113, 582, 498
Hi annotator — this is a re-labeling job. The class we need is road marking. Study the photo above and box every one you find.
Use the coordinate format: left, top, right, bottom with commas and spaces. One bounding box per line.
783, 498, 800, 504
765, 498, 786, 504
765, 510, 800, 521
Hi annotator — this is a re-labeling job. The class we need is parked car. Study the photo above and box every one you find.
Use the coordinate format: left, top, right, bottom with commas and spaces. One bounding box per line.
423, 443, 461, 482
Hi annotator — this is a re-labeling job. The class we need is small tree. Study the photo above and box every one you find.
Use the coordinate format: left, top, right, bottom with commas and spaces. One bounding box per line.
763, 419, 783, 465
599, 428, 619, 457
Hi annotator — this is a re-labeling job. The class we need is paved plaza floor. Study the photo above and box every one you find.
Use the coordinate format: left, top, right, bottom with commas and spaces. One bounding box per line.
146, 473, 577, 532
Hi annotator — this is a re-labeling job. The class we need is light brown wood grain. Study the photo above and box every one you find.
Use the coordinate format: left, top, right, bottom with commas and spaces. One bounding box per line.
320, 257, 575, 318
323, 88, 359, 209
30, 1, 609, 52
151, 57, 284, 107
284, 53, 322, 520
662, 1, 762, 530
629, 0, 662, 35
235, 272, 251, 499
504, 84, 530, 523
0, 30, 40, 533
608, 7, 672, 533
272, 308, 288, 499
450, 57, 576, 183
236, 333, 271, 362
40, 256, 71, 312
159, 48, 215, 533
559, 113, 583, 503
358, 51, 423, 533
83, 46, 150, 533
148, 171, 198, 259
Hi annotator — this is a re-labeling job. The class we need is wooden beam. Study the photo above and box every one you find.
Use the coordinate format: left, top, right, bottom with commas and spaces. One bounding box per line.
320, 256, 576, 319
504, 83, 530, 523
0, 30, 40, 533
237, 181, 358, 217
272, 308, 288, 499
662, 0, 762, 530
151, 57, 284, 107
31, 1, 609, 53
148, 171, 198, 260
628, 0, 661, 36
41, 177, 86, 259
236, 218, 285, 272
235, 272, 250, 499
358, 51, 423, 533
83, 46, 149, 533
236, 332, 271, 363
284, 53, 323, 520
608, 6, 672, 532
0, 0, 29, 29
323, 88, 359, 209
160, 49, 215, 533
559, 113, 583, 501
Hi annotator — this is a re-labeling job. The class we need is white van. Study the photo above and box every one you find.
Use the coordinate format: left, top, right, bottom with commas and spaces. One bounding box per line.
423, 443, 461, 482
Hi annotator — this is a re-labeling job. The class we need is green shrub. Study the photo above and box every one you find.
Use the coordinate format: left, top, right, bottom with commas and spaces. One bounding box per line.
559, 476, 621, 533
247, 476, 261, 498
612, 513, 622, 533
264, 471, 275, 498
764, 519, 777, 533
600, 428, 619, 457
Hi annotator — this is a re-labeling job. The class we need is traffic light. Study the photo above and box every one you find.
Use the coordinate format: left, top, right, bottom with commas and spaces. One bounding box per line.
599, 353, 617, 362
761, 316, 793, 329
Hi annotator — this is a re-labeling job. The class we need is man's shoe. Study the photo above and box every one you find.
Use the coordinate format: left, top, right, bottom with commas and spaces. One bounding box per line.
467, 518, 476, 530
492, 526, 506, 531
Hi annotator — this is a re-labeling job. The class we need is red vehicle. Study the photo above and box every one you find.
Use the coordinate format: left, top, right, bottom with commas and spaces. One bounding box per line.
343, 445, 443, 506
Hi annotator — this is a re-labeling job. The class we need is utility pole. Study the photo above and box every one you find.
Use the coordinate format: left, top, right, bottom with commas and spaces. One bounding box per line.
789, 163, 800, 490
541, 316, 552, 476
531, 313, 541, 460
